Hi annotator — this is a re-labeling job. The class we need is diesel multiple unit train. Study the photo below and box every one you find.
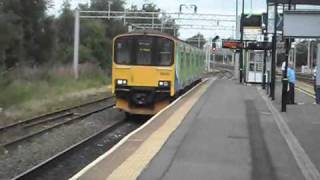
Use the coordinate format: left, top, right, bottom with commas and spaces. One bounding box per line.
112, 31, 206, 115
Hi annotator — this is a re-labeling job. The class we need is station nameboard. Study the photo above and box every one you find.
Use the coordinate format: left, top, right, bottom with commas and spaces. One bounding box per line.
222, 40, 243, 49
283, 11, 320, 37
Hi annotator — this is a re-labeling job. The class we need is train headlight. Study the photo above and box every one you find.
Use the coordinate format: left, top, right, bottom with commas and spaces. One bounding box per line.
158, 81, 170, 87
116, 79, 127, 85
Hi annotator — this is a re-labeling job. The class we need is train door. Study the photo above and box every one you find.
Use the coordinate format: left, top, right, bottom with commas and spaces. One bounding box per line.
246, 50, 264, 83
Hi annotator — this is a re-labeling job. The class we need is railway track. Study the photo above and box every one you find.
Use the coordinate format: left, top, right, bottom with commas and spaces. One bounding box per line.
215, 63, 314, 84
296, 73, 313, 84
9, 72, 222, 180
12, 119, 143, 180
0, 96, 115, 148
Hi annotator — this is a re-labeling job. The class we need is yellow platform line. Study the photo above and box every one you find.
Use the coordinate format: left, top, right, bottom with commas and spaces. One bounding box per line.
295, 81, 315, 98
106, 79, 214, 180
296, 87, 315, 98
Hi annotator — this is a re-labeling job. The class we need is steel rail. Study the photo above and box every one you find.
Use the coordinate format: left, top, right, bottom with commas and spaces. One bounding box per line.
0, 96, 114, 132
11, 120, 126, 180
1, 103, 115, 148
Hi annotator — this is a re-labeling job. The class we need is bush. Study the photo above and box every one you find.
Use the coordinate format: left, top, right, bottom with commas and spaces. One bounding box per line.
0, 63, 109, 109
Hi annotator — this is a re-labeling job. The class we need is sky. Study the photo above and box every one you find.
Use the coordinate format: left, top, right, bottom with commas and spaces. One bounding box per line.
48, 0, 267, 39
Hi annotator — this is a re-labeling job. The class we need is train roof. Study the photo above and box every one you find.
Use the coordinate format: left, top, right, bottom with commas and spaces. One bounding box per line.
117, 30, 178, 41
114, 30, 203, 51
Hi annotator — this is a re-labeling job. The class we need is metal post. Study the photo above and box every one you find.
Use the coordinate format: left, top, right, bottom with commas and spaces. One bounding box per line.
281, 37, 290, 112
232, 52, 235, 65
235, 51, 240, 79
262, 2, 269, 90
281, 0, 292, 112
73, 8, 80, 79
123, 9, 127, 25
270, 1, 278, 100
307, 40, 311, 70
239, 0, 244, 83
293, 45, 297, 70
107, 1, 112, 20
317, 44, 320, 92
152, 13, 154, 29
235, 0, 239, 39
206, 44, 211, 72
160, 14, 164, 32
198, 35, 200, 48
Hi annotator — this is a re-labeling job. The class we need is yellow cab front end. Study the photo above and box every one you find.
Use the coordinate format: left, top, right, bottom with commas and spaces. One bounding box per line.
112, 33, 175, 115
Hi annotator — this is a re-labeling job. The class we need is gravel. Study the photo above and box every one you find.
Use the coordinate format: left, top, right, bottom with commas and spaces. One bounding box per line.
0, 107, 125, 180
21, 121, 143, 180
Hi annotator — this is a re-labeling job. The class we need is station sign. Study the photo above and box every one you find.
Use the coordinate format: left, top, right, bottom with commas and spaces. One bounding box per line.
283, 11, 320, 37
222, 40, 243, 49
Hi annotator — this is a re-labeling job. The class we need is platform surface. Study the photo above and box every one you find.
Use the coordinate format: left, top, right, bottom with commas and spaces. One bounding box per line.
137, 79, 309, 180
139, 79, 252, 180
72, 78, 320, 180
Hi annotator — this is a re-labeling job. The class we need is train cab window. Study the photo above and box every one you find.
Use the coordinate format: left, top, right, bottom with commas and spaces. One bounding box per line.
114, 35, 173, 66
115, 37, 132, 64
157, 38, 173, 66
136, 37, 152, 65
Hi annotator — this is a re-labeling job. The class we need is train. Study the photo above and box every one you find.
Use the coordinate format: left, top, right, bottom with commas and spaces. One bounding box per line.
112, 31, 206, 115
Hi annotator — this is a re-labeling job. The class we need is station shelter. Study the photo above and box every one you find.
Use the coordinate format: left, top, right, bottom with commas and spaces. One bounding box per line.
243, 41, 271, 84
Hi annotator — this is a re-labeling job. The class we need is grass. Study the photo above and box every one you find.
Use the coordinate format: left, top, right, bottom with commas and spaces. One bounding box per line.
0, 64, 111, 123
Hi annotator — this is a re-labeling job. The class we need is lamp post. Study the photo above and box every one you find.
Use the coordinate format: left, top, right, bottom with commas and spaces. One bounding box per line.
281, 0, 292, 112
262, 1, 269, 89
73, 8, 80, 79
235, 0, 239, 39
239, 0, 245, 83
270, 0, 278, 100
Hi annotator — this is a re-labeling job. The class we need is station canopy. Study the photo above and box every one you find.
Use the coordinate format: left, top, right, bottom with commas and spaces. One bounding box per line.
268, 0, 320, 5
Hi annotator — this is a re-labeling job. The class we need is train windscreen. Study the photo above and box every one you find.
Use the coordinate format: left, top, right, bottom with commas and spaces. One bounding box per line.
114, 35, 174, 66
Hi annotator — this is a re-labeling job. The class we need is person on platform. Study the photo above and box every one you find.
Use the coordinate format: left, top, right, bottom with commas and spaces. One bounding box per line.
313, 66, 317, 96
281, 60, 286, 78
315, 65, 320, 104
287, 63, 296, 104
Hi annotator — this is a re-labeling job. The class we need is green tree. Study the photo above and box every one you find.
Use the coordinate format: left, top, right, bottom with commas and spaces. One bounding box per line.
55, 0, 74, 64
186, 33, 206, 48
19, 0, 53, 64
0, 0, 54, 69
126, 3, 179, 36
0, 0, 23, 69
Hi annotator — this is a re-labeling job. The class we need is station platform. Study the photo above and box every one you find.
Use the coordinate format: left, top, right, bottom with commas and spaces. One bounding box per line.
71, 77, 320, 180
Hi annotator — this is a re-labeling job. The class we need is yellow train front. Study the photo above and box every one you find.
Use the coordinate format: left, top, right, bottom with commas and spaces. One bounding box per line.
112, 31, 206, 115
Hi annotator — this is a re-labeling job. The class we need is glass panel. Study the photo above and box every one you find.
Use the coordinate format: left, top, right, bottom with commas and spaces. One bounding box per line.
249, 63, 255, 71
114, 35, 173, 66
115, 37, 132, 65
136, 37, 152, 65
158, 38, 173, 66
256, 63, 263, 71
